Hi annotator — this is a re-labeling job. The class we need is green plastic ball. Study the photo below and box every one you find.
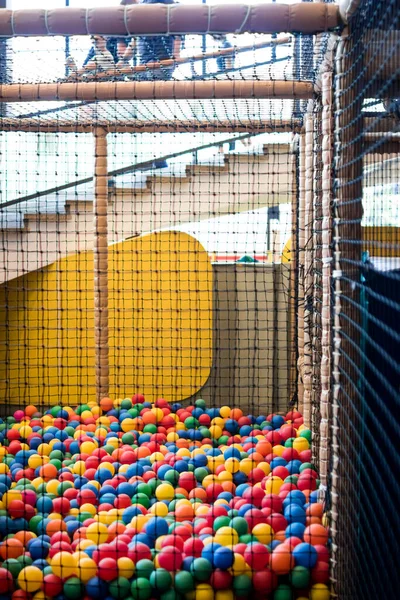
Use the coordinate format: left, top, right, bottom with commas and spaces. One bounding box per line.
289, 565, 311, 589
109, 577, 132, 599
149, 568, 172, 592
135, 559, 154, 580
174, 571, 195, 594
63, 577, 84, 600
130, 577, 152, 600
189, 558, 212, 582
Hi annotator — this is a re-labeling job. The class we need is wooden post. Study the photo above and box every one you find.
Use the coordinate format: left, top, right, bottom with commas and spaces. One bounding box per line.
302, 111, 314, 429
319, 71, 333, 489
93, 127, 109, 402
297, 129, 306, 414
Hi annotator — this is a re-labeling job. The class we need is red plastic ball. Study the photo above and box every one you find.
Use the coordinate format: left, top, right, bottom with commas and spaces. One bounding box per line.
244, 543, 270, 570
252, 568, 278, 593
157, 546, 183, 570
98, 558, 118, 581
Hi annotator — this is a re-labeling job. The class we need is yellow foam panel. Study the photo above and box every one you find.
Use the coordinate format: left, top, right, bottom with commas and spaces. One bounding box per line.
0, 231, 212, 405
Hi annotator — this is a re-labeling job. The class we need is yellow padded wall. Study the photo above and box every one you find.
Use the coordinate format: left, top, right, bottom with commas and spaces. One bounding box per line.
0, 231, 212, 406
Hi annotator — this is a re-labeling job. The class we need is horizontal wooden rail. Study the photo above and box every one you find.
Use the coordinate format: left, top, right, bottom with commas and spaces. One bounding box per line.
0, 4, 342, 37
0, 118, 301, 134
0, 80, 314, 102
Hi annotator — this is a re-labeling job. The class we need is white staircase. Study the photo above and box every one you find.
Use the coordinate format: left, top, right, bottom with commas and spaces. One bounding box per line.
0, 142, 292, 284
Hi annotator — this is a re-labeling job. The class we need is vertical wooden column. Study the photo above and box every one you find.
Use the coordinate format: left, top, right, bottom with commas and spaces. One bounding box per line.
93, 127, 109, 402
302, 112, 314, 429
331, 30, 364, 598
297, 129, 306, 414
311, 99, 323, 463
288, 137, 299, 405
319, 71, 333, 488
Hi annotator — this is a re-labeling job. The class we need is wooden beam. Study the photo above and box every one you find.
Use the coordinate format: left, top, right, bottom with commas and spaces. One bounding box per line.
0, 118, 302, 134
0, 80, 314, 103
0, 4, 342, 38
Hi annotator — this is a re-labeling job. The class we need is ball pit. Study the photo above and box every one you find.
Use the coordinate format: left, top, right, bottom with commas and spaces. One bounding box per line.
0, 398, 330, 599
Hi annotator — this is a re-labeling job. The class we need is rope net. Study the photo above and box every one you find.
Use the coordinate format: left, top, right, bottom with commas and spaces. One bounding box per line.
0, 20, 312, 598
328, 0, 400, 598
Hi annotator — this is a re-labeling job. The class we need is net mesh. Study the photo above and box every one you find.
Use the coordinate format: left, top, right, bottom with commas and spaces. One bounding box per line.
0, 0, 399, 598
329, 0, 400, 597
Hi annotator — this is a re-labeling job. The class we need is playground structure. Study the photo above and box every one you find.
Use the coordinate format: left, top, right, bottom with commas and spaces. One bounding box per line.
0, 1, 399, 598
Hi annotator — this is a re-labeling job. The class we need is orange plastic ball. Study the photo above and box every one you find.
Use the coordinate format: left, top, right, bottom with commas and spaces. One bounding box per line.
304, 524, 329, 546
270, 544, 295, 575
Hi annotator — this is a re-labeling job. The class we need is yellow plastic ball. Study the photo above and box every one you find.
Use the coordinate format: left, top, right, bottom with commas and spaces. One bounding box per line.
217, 471, 233, 483
219, 406, 231, 418
77, 557, 98, 583
37, 443, 51, 456
100, 462, 115, 476
272, 444, 286, 457
211, 417, 225, 429
51, 552, 77, 579
151, 407, 164, 423
265, 476, 284, 495
118, 557, 135, 579
252, 523, 274, 545
72, 460, 87, 476
214, 526, 239, 547
150, 452, 165, 463
224, 458, 240, 474
76, 539, 94, 551
215, 591, 234, 600
86, 522, 109, 545
239, 458, 255, 475
0, 463, 9, 475
32, 592, 46, 600
310, 584, 331, 600
229, 552, 247, 576
79, 503, 97, 516
46, 480, 60, 496
209, 425, 222, 440
80, 441, 98, 454
2, 490, 22, 508
194, 583, 215, 600
293, 437, 310, 452
17, 566, 43, 592
257, 461, 271, 476
155, 483, 175, 502
120, 418, 136, 433
167, 432, 179, 442
19, 425, 33, 438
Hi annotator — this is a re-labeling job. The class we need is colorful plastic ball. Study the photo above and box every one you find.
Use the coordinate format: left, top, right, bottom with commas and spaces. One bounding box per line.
310, 583, 331, 600
149, 568, 172, 592
174, 570, 195, 593
252, 523, 274, 545
293, 542, 318, 568
42, 573, 63, 597
158, 546, 183, 571
273, 583, 294, 600
244, 542, 270, 570
17, 566, 43, 592
63, 576, 84, 600
190, 558, 213, 582
50, 551, 77, 579
304, 524, 329, 546
109, 576, 132, 599
0, 567, 13, 594
86, 522, 109, 545
289, 564, 311, 588
311, 561, 330, 584
85, 576, 108, 599
270, 545, 295, 575
252, 568, 278, 594
130, 577, 152, 600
